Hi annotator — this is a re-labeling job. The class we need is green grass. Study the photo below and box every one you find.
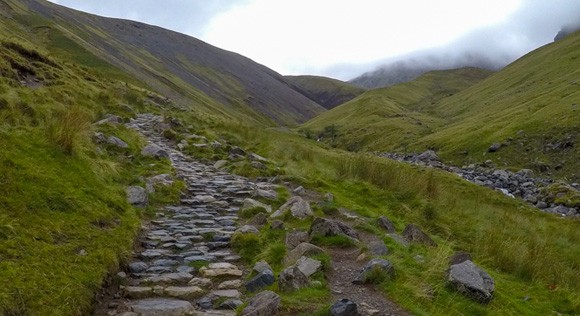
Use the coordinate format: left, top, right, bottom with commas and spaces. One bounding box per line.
206, 123, 580, 315
0, 37, 182, 315
303, 34, 580, 181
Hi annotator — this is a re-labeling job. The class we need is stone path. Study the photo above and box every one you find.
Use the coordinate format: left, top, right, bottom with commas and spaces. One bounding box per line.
97, 114, 272, 315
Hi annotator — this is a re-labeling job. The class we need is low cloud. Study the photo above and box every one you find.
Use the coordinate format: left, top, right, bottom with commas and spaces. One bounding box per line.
325, 0, 580, 80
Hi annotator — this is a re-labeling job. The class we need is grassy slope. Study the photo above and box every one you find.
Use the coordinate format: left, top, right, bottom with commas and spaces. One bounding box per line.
0, 13, 185, 315
0, 1, 578, 316
17, 0, 325, 126
304, 34, 580, 181
303, 68, 492, 151
285, 75, 366, 109
418, 33, 580, 179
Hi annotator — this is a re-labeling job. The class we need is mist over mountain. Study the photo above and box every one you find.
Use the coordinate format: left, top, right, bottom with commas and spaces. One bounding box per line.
349, 51, 503, 89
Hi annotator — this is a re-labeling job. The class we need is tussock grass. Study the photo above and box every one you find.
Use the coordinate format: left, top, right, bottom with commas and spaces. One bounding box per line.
46, 105, 92, 154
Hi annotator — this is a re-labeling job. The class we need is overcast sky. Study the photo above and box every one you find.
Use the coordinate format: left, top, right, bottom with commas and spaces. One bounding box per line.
47, 0, 580, 80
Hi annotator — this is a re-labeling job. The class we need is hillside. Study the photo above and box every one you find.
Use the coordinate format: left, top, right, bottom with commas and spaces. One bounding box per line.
1, 1, 579, 316
303, 68, 492, 151
285, 75, 366, 109
3, 0, 325, 126
305, 32, 580, 181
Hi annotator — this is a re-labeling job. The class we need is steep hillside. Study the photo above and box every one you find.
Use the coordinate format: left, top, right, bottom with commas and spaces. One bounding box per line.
285, 75, 366, 109
303, 68, 492, 151
305, 32, 580, 180
3, 0, 325, 125
417, 31, 580, 179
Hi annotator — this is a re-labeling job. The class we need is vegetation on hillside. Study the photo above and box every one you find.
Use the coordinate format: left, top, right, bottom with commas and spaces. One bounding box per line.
304, 33, 580, 181
285, 75, 366, 109
0, 0, 578, 315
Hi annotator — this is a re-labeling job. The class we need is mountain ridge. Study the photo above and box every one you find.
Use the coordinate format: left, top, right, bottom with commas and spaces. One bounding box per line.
8, 0, 326, 126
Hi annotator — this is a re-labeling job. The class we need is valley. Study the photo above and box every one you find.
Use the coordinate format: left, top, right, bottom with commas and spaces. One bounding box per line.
0, 1, 578, 315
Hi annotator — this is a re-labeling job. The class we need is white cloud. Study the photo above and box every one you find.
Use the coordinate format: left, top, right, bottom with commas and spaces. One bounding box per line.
202, 0, 522, 76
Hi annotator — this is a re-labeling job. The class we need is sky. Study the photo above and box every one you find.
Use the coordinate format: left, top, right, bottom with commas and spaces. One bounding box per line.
47, 0, 580, 80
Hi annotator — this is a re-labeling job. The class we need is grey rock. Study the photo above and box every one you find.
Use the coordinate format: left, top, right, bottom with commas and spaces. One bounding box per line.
293, 186, 305, 195
241, 290, 281, 316
272, 196, 312, 219
368, 240, 389, 256
353, 258, 394, 284
164, 286, 204, 299
230, 146, 246, 156
296, 256, 322, 277
417, 150, 439, 161
249, 212, 268, 228
253, 189, 277, 200
141, 143, 169, 159
449, 251, 472, 265
325, 192, 334, 202
284, 243, 324, 266
246, 270, 275, 292
107, 136, 129, 148
402, 224, 437, 247
126, 186, 148, 206
270, 220, 284, 230
241, 198, 272, 213
96, 114, 122, 125
285, 230, 310, 250
123, 286, 153, 299
253, 261, 273, 274
330, 299, 358, 316
219, 299, 244, 310
129, 261, 148, 274
214, 160, 228, 169
536, 201, 548, 209
278, 265, 309, 292
448, 260, 495, 303
129, 298, 194, 315
488, 143, 502, 152
377, 216, 396, 233
249, 153, 268, 162
309, 217, 359, 240
236, 225, 260, 234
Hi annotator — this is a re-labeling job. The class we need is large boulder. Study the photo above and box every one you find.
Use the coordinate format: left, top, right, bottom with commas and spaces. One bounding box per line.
448, 260, 495, 303
309, 217, 359, 240
402, 224, 437, 247
126, 186, 148, 206
271, 196, 313, 219
141, 143, 169, 159
353, 258, 394, 284
278, 266, 309, 292
241, 290, 281, 316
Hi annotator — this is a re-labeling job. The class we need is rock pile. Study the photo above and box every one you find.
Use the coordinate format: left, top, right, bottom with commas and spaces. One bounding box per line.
379, 151, 579, 217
